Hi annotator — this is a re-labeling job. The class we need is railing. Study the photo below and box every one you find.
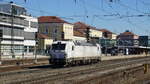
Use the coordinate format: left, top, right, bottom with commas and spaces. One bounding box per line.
0, 15, 29, 27
0, 48, 50, 60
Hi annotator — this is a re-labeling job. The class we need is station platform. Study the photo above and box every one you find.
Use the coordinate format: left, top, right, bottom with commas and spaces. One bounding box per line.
0, 55, 50, 66
100, 54, 149, 61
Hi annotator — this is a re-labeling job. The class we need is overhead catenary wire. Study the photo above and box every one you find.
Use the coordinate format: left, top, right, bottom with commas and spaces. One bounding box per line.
124, 12, 148, 35
80, 0, 89, 23
0, 0, 150, 35
1, 0, 150, 22
1, 0, 150, 18
139, 0, 150, 6
118, 0, 147, 14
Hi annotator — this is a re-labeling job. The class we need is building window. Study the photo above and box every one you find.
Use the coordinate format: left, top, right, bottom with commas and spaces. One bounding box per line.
29, 46, 34, 52
55, 29, 57, 33
45, 28, 48, 34
54, 38, 57, 41
31, 22, 38, 28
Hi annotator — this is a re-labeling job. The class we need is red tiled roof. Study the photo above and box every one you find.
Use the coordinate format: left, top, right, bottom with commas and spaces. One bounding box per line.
38, 16, 68, 23
74, 22, 95, 29
99, 29, 112, 34
120, 31, 138, 36
74, 30, 85, 37
74, 22, 88, 28
37, 33, 49, 39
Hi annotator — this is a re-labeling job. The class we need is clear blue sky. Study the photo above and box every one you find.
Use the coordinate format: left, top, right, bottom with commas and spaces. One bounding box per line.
1, 0, 150, 35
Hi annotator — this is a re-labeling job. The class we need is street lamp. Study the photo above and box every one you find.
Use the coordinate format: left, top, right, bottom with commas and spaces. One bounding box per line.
0, 30, 2, 65
10, 1, 15, 58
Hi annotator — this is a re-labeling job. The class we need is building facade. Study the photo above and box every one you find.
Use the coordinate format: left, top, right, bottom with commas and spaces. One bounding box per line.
38, 16, 74, 50
37, 33, 53, 55
90, 28, 103, 38
74, 22, 103, 42
117, 30, 139, 46
73, 30, 86, 42
0, 3, 38, 59
139, 36, 150, 47
21, 15, 38, 56
99, 29, 117, 40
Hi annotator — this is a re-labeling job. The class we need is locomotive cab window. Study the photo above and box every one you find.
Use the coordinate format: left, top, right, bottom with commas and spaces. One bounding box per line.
52, 44, 66, 50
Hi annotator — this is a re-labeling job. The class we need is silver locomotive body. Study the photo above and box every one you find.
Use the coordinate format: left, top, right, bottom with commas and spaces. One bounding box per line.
49, 41, 101, 65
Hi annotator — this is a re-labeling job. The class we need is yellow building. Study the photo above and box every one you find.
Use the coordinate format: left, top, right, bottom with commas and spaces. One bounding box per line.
73, 30, 86, 41
74, 22, 103, 38
90, 28, 103, 38
38, 16, 74, 41
99, 29, 117, 40
37, 33, 53, 50
74, 22, 103, 43
111, 33, 117, 40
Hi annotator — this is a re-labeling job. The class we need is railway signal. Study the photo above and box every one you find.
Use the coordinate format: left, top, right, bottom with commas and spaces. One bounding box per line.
86, 27, 90, 42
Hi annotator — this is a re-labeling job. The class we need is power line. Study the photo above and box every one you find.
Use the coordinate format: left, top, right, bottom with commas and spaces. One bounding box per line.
118, 0, 146, 14
107, 2, 121, 16
80, 0, 88, 23
81, 0, 114, 15
1, 1, 150, 24
139, 0, 150, 6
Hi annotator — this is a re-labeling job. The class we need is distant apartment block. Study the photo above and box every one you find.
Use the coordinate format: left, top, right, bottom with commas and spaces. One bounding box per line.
117, 30, 139, 46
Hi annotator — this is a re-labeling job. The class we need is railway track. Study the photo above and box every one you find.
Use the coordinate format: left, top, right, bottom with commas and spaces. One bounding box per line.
0, 57, 149, 84
70, 64, 144, 84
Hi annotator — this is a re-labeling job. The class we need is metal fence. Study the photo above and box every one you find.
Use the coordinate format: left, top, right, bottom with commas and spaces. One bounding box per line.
0, 47, 50, 60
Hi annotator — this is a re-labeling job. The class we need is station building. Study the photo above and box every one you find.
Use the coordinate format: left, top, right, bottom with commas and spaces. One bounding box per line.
139, 36, 150, 47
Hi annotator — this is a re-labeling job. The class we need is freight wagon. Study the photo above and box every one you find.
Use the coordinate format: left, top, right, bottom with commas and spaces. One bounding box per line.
49, 41, 101, 65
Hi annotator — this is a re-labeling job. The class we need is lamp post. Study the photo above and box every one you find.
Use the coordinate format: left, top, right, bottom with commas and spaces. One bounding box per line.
10, 1, 15, 58
34, 33, 38, 63
0, 36, 2, 65
105, 39, 108, 56
0, 21, 4, 65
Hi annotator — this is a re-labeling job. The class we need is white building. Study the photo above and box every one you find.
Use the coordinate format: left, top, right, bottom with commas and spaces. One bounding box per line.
0, 3, 38, 59
21, 15, 38, 56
